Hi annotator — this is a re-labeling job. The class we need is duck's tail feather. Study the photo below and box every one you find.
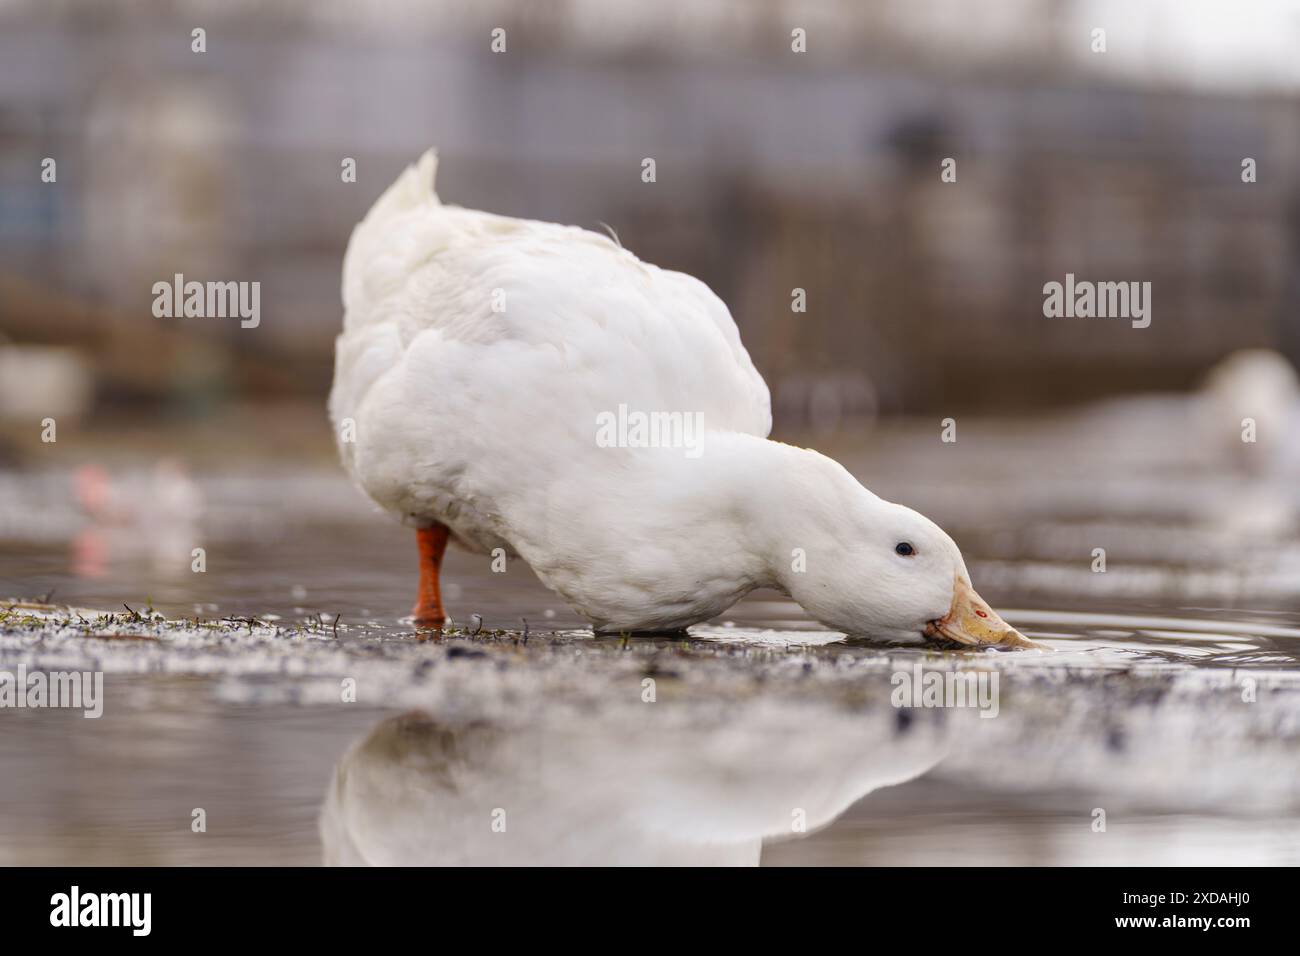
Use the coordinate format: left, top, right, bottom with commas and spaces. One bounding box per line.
342, 148, 442, 317
368, 148, 441, 221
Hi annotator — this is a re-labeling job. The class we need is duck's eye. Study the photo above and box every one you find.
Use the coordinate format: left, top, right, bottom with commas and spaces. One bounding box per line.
895, 542, 915, 557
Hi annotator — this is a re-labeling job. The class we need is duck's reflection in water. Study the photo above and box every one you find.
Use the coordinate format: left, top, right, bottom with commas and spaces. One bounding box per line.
321, 704, 947, 866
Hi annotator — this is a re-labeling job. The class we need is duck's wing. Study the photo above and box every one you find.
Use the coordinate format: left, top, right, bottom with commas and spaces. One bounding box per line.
332, 150, 771, 448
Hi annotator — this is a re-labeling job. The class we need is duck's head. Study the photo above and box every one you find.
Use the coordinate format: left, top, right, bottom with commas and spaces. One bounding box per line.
769, 455, 1035, 649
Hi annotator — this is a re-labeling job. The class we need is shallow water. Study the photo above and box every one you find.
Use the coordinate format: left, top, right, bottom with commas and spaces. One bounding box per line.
3, 410, 1300, 865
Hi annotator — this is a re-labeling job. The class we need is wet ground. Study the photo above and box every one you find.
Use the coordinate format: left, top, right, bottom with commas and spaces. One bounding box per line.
2, 406, 1300, 865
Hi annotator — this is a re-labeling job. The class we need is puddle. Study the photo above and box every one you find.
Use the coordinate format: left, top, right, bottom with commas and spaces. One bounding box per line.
3, 427, 1300, 864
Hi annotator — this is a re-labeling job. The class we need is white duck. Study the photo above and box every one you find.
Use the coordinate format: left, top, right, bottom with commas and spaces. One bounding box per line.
329, 150, 1030, 647
1198, 348, 1300, 476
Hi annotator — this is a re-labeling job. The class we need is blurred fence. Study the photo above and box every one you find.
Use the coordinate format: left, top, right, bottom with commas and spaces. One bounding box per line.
2, 0, 1299, 423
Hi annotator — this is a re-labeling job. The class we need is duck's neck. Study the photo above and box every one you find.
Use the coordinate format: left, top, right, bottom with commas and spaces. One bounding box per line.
666, 432, 872, 595
510, 430, 875, 632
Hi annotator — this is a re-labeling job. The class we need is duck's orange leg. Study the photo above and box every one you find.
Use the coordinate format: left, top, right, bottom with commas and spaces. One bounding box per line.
412, 523, 450, 627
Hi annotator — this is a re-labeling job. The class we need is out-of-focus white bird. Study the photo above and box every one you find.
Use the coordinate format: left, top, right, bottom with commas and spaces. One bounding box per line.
328, 150, 1032, 647
1198, 348, 1300, 476
72, 460, 203, 579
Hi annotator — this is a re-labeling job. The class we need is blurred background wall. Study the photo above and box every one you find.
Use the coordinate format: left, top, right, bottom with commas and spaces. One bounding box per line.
2, 0, 1299, 437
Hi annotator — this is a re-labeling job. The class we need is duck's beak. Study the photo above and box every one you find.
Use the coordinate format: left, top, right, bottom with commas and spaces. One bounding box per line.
925, 577, 1041, 650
